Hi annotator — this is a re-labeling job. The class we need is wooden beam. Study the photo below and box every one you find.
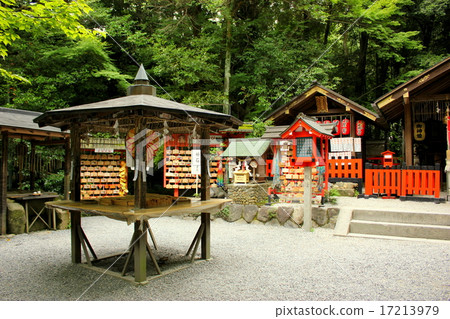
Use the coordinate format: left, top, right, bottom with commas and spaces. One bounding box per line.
0, 126, 67, 138
200, 127, 210, 201
303, 166, 312, 232
30, 141, 36, 191
134, 119, 147, 209
1, 131, 8, 235
34, 139, 66, 146
70, 124, 81, 202
133, 221, 147, 283
201, 213, 211, 260
64, 138, 70, 200
411, 94, 450, 102
403, 92, 413, 166
71, 211, 81, 263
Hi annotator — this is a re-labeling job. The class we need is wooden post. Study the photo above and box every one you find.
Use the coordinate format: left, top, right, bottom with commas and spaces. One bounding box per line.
70, 124, 81, 202
71, 211, 81, 263
350, 114, 356, 138
1, 131, 8, 235
133, 221, 147, 283
64, 138, 70, 200
303, 165, 312, 232
403, 92, 413, 166
200, 127, 210, 201
134, 120, 147, 209
201, 212, 211, 259
30, 141, 36, 191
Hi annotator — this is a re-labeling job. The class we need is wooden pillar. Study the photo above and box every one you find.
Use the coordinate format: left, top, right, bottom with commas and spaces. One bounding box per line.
64, 138, 70, 200
30, 141, 36, 191
71, 211, 81, 263
201, 212, 211, 259
324, 138, 329, 192
303, 165, 312, 232
1, 131, 8, 235
134, 120, 147, 209
200, 127, 210, 201
350, 113, 356, 138
70, 124, 81, 202
404, 92, 413, 166
133, 221, 147, 283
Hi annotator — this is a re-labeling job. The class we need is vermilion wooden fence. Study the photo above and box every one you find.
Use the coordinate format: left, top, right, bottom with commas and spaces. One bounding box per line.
365, 167, 402, 197
328, 159, 363, 179
401, 167, 440, 198
365, 164, 440, 199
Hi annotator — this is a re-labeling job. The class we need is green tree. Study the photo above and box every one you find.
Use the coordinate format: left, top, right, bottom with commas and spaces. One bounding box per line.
0, 0, 100, 81
0, 35, 129, 110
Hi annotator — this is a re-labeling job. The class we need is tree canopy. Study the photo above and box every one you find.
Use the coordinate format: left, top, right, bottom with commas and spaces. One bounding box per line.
1, 0, 448, 120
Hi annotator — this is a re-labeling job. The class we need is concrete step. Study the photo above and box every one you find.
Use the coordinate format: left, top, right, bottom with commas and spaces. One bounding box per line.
349, 220, 450, 241
352, 210, 450, 226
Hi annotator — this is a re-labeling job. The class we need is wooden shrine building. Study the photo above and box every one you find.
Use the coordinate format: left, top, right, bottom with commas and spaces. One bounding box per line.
373, 57, 450, 169
265, 83, 386, 161
0, 107, 69, 235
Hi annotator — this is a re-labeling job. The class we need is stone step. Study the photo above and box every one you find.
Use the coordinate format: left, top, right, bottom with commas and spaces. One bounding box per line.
349, 220, 450, 241
352, 210, 450, 226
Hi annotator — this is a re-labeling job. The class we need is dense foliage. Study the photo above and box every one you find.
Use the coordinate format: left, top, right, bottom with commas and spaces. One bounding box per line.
0, 0, 448, 120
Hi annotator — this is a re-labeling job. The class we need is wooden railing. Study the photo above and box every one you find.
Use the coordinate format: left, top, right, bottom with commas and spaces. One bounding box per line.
328, 158, 363, 179
365, 167, 402, 197
401, 167, 440, 198
365, 164, 440, 199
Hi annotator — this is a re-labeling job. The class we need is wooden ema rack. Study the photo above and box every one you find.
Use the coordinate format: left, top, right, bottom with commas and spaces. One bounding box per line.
276, 142, 324, 203
80, 153, 126, 199
164, 147, 224, 189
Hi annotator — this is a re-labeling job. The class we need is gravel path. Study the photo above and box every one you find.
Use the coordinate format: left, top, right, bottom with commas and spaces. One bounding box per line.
1, 210, 449, 301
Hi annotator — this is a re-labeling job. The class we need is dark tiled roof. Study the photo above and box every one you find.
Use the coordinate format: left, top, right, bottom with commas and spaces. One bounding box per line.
0, 107, 65, 134
34, 94, 242, 129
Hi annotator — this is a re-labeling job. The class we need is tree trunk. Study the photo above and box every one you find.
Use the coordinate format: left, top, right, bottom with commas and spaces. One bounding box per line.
375, 55, 388, 98
355, 31, 368, 97
223, 0, 232, 115
323, 4, 332, 45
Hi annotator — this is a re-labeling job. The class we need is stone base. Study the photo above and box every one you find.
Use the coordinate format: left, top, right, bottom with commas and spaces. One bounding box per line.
217, 203, 339, 229
7, 202, 26, 234
227, 183, 270, 205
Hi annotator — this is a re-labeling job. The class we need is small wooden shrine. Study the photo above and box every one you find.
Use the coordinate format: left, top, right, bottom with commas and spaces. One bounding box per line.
220, 138, 272, 184
262, 114, 334, 203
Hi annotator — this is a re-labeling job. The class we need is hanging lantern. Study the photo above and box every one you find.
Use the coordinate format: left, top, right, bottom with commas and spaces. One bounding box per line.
316, 120, 322, 124
414, 122, 425, 141
332, 119, 340, 136
324, 120, 331, 124
341, 118, 350, 135
356, 120, 365, 136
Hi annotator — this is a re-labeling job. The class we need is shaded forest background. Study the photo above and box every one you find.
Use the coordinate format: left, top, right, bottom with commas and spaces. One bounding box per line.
1, 0, 449, 121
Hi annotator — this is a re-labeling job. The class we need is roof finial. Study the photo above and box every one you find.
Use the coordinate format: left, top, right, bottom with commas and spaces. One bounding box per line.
127, 64, 156, 96
134, 64, 149, 82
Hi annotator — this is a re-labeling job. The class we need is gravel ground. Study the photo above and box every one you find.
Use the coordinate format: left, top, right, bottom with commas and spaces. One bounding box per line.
1, 202, 449, 301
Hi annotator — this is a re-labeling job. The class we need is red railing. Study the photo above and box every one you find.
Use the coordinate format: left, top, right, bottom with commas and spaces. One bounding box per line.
401, 168, 440, 198
328, 159, 363, 179
365, 165, 440, 198
365, 168, 402, 197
